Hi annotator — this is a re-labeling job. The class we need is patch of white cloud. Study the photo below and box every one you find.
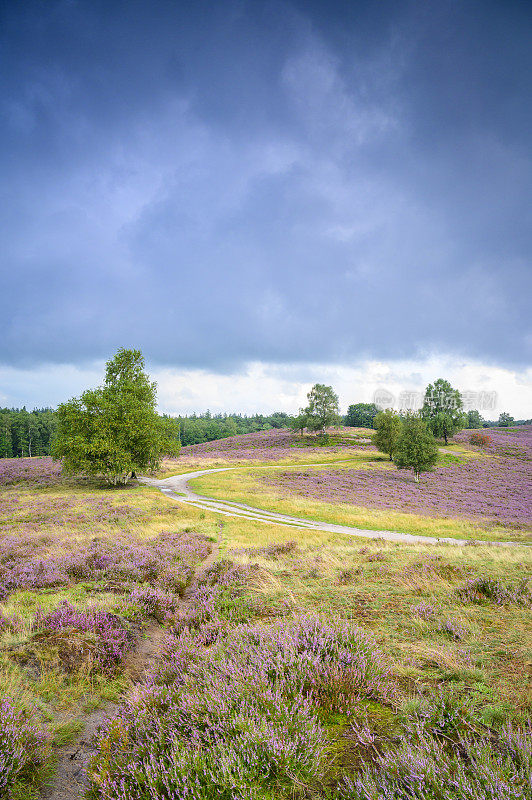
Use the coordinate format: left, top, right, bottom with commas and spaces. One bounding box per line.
1, 357, 530, 419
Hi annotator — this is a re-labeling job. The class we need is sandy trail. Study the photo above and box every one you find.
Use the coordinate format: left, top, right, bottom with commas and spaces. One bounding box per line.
141, 462, 524, 547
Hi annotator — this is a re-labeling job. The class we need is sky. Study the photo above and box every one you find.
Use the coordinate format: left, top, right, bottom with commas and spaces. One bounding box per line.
1, 0, 531, 416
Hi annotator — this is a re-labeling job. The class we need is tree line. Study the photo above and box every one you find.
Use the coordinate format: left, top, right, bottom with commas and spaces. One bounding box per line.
167, 411, 290, 446
343, 401, 526, 432
0, 404, 290, 459
0, 407, 57, 458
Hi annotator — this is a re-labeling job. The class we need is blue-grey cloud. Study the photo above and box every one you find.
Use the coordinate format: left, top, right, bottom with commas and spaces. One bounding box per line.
0, 0, 530, 371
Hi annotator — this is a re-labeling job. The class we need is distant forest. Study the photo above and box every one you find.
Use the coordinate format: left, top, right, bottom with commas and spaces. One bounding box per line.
0, 408, 290, 458
0, 408, 57, 458
1, 405, 530, 459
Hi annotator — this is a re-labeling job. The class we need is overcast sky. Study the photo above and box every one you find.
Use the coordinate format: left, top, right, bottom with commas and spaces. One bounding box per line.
1, 0, 531, 415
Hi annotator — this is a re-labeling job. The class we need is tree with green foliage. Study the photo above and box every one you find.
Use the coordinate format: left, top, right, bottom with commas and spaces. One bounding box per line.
466, 410, 484, 429
422, 378, 464, 445
269, 412, 290, 428
394, 413, 438, 483
372, 409, 402, 461
344, 403, 379, 428
0, 412, 13, 457
498, 412, 515, 427
288, 411, 308, 436
53, 348, 179, 485
304, 384, 340, 434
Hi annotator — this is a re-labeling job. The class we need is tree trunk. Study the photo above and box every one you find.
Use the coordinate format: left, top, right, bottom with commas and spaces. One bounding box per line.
414, 471, 419, 483
444, 432, 448, 445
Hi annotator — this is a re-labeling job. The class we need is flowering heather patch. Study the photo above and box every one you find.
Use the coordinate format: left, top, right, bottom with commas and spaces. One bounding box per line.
412, 601, 438, 620
0, 610, 23, 633
0, 530, 211, 600
261, 454, 532, 530
179, 428, 367, 462
456, 576, 531, 606
171, 559, 262, 631
439, 617, 467, 640
455, 424, 532, 460
87, 616, 393, 799
32, 601, 134, 671
0, 700, 49, 797
338, 722, 532, 799
412, 603, 468, 639
0, 457, 62, 486
130, 586, 180, 623
239, 540, 297, 558
0, 492, 179, 541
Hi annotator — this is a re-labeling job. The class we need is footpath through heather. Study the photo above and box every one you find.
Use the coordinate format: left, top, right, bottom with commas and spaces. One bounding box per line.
140, 462, 526, 547
40, 541, 220, 800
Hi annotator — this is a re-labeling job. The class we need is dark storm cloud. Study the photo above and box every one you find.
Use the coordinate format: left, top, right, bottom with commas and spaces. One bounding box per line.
0, 0, 531, 369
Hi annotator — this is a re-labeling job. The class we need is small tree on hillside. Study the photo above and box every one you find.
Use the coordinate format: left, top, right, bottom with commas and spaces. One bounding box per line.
53, 348, 178, 484
288, 411, 308, 437
344, 403, 379, 428
372, 409, 402, 461
422, 378, 464, 445
304, 384, 340, 435
394, 413, 438, 483
498, 412, 515, 427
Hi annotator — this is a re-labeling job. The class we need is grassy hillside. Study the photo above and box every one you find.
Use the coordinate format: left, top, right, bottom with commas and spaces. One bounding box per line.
189, 427, 532, 542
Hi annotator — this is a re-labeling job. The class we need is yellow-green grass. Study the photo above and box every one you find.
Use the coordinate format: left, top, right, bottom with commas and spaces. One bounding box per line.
156, 448, 376, 478
155, 428, 383, 477
189, 450, 529, 543
0, 481, 193, 548
221, 530, 532, 716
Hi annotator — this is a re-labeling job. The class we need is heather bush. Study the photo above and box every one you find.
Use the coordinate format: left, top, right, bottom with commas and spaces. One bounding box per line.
87, 616, 393, 798
170, 559, 263, 631
0, 611, 23, 633
0, 530, 210, 601
0, 699, 49, 797
412, 601, 437, 620
439, 617, 467, 641
412, 603, 467, 640
129, 586, 180, 623
32, 602, 134, 671
338, 722, 532, 799
405, 687, 476, 738
457, 577, 531, 606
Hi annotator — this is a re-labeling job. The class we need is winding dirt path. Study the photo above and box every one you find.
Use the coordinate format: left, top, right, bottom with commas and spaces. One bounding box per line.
40, 540, 220, 800
140, 462, 525, 547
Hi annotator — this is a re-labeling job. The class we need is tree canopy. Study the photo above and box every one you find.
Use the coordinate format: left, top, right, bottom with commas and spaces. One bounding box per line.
372, 409, 402, 461
422, 378, 464, 445
344, 403, 379, 428
0, 407, 56, 458
304, 384, 340, 434
52, 348, 179, 484
394, 414, 439, 482
465, 410, 484, 429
